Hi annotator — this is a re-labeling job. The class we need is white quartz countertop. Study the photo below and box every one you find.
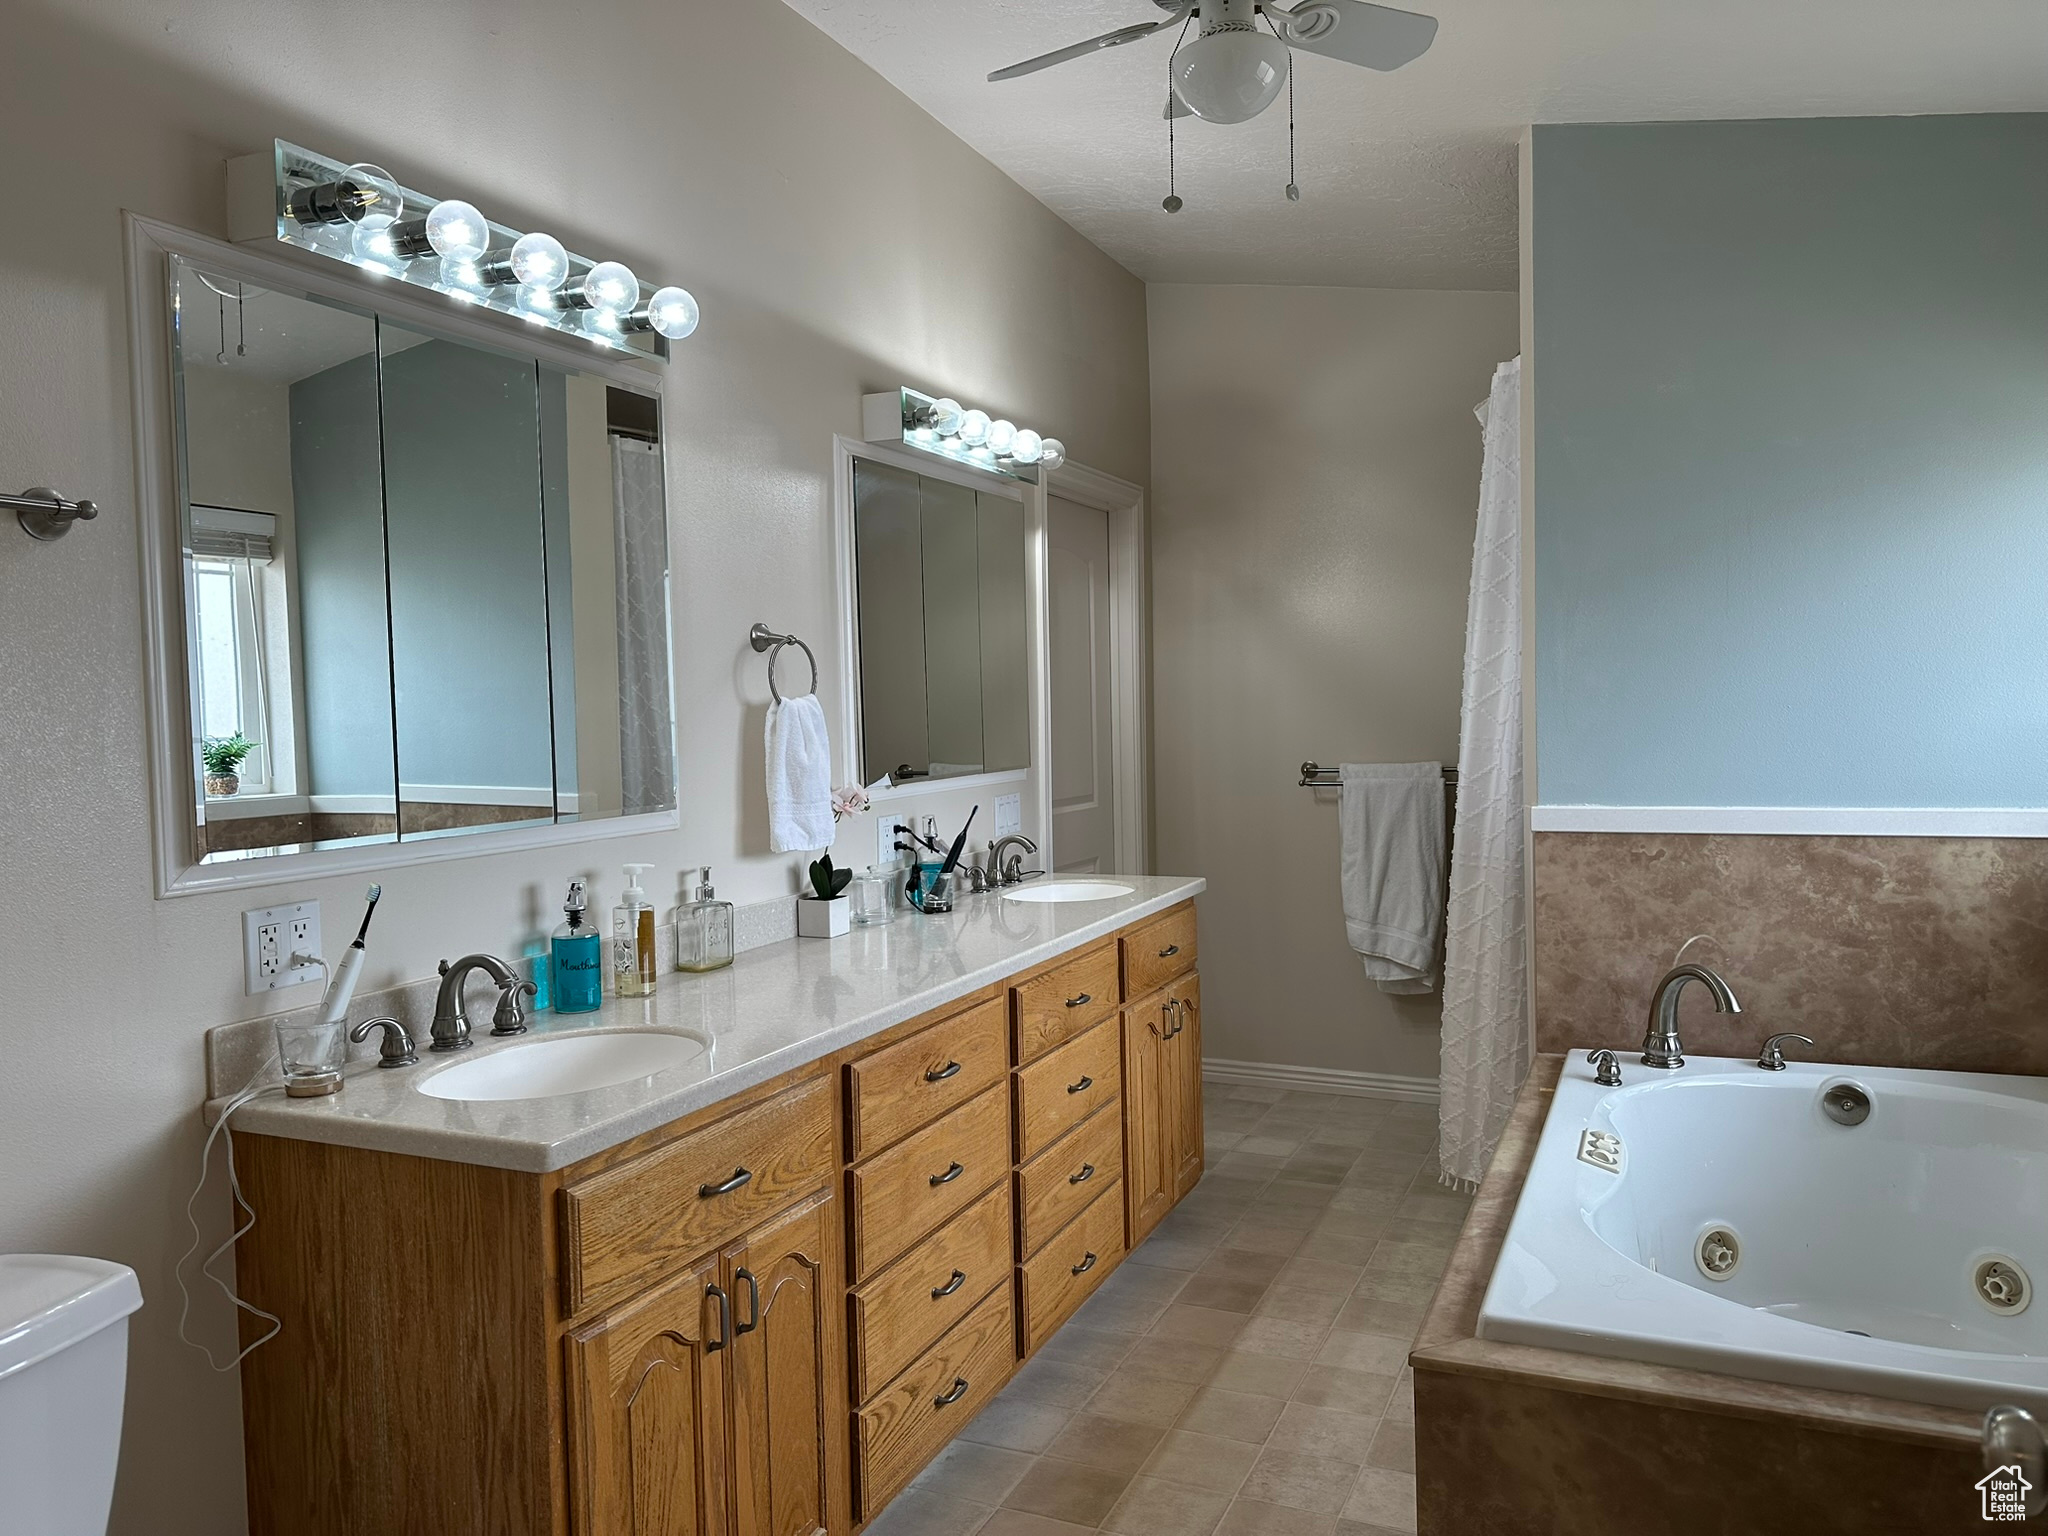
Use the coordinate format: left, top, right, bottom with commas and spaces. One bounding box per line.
228, 875, 1204, 1173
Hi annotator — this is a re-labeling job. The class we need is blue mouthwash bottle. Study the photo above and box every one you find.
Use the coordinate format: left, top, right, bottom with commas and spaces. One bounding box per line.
552, 878, 604, 1014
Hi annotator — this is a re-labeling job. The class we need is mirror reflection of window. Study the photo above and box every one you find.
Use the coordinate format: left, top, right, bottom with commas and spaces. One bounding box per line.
852, 459, 1030, 786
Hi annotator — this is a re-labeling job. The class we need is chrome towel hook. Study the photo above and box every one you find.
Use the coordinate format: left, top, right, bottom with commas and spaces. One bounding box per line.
6, 486, 98, 541
749, 622, 818, 705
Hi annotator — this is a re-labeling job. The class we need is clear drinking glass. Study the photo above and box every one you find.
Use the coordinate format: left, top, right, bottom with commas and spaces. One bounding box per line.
274, 1015, 347, 1096
850, 869, 893, 927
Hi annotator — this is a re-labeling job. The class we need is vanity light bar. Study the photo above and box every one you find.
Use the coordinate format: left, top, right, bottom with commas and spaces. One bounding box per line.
861, 388, 1065, 484
225, 141, 700, 360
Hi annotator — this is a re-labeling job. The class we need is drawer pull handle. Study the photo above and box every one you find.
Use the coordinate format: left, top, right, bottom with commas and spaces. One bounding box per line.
930, 1161, 965, 1187
931, 1269, 968, 1300
1159, 944, 1180, 958
926, 1060, 963, 1082
1069, 1162, 1096, 1185
934, 1376, 970, 1408
734, 1268, 760, 1335
698, 1166, 753, 1199
1071, 1251, 1098, 1277
1067, 1075, 1094, 1095
1065, 992, 1092, 1009
706, 1284, 731, 1352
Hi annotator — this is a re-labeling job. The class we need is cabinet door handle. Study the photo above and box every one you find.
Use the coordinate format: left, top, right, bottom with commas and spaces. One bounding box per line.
1065, 992, 1092, 1009
1067, 1075, 1093, 1095
1158, 944, 1180, 958
698, 1166, 752, 1199
706, 1285, 731, 1352
1071, 1251, 1098, 1277
931, 1268, 967, 1300
734, 1268, 760, 1335
925, 1060, 963, 1082
934, 1376, 970, 1408
930, 1160, 965, 1187
1069, 1162, 1095, 1186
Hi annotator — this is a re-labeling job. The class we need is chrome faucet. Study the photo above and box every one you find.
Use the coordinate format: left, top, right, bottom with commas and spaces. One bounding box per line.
430, 954, 536, 1053
1640, 963, 1740, 1070
989, 834, 1038, 886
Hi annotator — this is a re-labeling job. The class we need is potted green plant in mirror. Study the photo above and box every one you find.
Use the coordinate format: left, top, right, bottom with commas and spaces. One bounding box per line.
202, 733, 257, 797
798, 855, 853, 938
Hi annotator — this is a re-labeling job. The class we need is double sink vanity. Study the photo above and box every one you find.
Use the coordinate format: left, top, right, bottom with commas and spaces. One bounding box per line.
227, 875, 1205, 1535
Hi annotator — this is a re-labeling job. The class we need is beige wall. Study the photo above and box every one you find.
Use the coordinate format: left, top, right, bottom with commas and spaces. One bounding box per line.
0, 3, 1147, 1531
1148, 284, 1517, 1084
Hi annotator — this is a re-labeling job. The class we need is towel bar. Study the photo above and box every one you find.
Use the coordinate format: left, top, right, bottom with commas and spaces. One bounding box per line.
1299, 761, 1458, 788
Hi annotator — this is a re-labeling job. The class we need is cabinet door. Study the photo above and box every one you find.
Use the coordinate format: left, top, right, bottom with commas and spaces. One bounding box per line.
1169, 974, 1204, 1201
566, 1256, 731, 1536
727, 1189, 838, 1536
1119, 998, 1174, 1246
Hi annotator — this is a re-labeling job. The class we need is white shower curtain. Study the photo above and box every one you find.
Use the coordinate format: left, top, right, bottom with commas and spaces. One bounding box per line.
1439, 357, 1529, 1191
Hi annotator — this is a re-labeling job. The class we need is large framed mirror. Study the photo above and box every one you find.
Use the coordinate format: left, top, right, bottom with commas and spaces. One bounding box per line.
132, 217, 676, 893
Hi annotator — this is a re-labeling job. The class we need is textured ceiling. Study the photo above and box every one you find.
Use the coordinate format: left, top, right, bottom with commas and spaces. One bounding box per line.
781, 0, 2048, 288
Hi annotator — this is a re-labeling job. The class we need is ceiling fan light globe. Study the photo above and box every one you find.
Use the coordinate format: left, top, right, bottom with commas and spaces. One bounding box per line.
1171, 28, 1290, 124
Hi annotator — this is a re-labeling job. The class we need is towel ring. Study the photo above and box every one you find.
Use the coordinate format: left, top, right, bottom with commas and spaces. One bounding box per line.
750, 622, 818, 705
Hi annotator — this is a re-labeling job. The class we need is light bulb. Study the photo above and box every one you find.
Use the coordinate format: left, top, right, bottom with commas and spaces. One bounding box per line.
424, 200, 490, 262
440, 259, 487, 295
515, 282, 558, 314
582, 261, 640, 314
930, 397, 965, 436
344, 164, 403, 228
1011, 429, 1044, 464
509, 232, 570, 290
645, 285, 700, 340
959, 409, 992, 446
1170, 26, 1291, 124
987, 419, 1017, 455
1039, 437, 1066, 471
349, 220, 400, 266
584, 307, 626, 343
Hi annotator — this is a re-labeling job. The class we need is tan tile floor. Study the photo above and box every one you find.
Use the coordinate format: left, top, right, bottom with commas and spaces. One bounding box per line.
866, 1084, 1468, 1536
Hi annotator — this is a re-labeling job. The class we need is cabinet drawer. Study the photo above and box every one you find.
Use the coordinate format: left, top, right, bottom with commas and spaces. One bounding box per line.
849, 1182, 1012, 1403
1013, 942, 1120, 1064
846, 996, 1007, 1160
1018, 1181, 1126, 1355
1016, 1102, 1123, 1258
1122, 903, 1197, 1000
1014, 1021, 1120, 1161
847, 1083, 1009, 1281
854, 1284, 1016, 1520
561, 1075, 834, 1317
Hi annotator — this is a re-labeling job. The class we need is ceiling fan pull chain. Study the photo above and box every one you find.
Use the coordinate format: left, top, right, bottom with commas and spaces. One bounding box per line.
1162, 9, 1193, 213
1285, 52, 1299, 201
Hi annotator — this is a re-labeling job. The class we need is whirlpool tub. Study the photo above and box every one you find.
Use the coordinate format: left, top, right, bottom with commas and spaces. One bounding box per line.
1477, 1052, 2048, 1414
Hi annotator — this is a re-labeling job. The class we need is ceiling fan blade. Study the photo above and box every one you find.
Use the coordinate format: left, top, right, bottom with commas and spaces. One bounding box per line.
1271, 0, 1438, 71
988, 12, 1186, 82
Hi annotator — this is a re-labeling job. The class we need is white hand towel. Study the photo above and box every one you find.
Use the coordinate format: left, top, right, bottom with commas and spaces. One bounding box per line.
766, 693, 835, 853
1339, 762, 1447, 994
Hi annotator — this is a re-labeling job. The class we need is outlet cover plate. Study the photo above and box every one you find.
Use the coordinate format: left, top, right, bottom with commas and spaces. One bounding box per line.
879, 813, 915, 867
244, 901, 323, 995
994, 794, 1022, 838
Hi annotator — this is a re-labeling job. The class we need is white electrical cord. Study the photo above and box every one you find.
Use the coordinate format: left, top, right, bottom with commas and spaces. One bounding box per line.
175, 1063, 288, 1371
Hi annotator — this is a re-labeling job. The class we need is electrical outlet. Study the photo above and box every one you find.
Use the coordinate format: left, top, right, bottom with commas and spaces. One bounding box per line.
244, 901, 324, 995
879, 813, 915, 867
994, 794, 1022, 838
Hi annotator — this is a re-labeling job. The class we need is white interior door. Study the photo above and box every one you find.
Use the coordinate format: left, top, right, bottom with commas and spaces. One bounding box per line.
1047, 494, 1116, 873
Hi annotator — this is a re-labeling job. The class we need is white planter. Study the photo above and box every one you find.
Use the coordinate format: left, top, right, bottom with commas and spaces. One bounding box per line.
797, 894, 850, 938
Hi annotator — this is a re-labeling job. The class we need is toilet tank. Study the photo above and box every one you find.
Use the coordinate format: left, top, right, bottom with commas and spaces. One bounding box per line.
0, 1254, 143, 1536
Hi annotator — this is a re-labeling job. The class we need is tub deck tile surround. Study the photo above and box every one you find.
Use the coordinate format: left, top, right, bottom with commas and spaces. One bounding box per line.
1411, 1053, 1986, 1535
1533, 831, 2048, 1073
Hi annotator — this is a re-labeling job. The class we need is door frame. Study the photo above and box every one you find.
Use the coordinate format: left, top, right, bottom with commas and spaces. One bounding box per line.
1040, 460, 1149, 876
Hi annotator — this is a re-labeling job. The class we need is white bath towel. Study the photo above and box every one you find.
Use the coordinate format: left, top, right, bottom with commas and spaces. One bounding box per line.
1339, 762, 1447, 994
766, 693, 834, 853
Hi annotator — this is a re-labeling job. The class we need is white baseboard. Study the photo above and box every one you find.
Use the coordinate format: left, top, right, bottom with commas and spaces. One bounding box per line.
1202, 1057, 1439, 1105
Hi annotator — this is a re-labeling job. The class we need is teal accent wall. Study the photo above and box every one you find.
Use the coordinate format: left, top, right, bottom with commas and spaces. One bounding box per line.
1533, 114, 2048, 807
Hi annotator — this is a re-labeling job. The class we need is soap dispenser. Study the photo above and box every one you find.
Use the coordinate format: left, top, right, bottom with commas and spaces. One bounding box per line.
613, 863, 657, 998
552, 879, 603, 1014
675, 866, 734, 973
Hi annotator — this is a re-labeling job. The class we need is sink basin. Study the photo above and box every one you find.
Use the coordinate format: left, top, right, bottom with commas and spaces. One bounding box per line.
417, 1031, 707, 1102
1002, 881, 1136, 904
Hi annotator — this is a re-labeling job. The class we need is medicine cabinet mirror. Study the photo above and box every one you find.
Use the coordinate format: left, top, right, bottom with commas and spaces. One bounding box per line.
139, 218, 676, 892
850, 458, 1028, 787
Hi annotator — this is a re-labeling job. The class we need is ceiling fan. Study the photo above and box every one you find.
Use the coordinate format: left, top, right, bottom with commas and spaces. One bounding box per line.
988, 0, 1439, 126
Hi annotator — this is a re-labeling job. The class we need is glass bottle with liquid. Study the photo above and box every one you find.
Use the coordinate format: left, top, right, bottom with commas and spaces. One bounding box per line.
552, 879, 603, 1014
613, 863, 657, 998
675, 866, 734, 973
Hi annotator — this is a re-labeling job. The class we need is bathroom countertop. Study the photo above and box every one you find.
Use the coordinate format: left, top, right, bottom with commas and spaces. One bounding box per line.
1413, 1051, 1978, 1449
223, 875, 1203, 1174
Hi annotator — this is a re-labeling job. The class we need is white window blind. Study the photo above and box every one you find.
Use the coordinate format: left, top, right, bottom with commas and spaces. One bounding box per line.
190, 504, 277, 563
